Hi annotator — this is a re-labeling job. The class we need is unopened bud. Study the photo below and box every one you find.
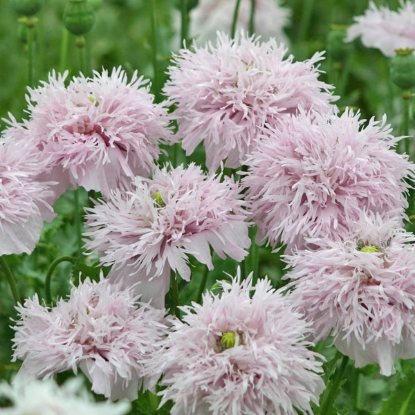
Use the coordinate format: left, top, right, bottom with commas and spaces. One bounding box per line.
11, 0, 43, 16
390, 48, 415, 90
63, 0, 95, 36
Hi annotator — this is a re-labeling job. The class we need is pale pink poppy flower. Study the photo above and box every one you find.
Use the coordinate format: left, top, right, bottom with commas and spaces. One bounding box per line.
284, 212, 415, 376
243, 109, 414, 252
0, 138, 55, 256
188, 0, 290, 46
0, 377, 130, 415
84, 163, 250, 308
4, 67, 174, 198
155, 270, 324, 415
164, 32, 335, 172
345, 1, 415, 57
12, 278, 168, 401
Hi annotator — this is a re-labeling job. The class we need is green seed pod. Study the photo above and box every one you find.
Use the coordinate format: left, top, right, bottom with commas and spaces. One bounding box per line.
326, 25, 352, 62
390, 48, 415, 90
11, 0, 43, 16
63, 0, 95, 36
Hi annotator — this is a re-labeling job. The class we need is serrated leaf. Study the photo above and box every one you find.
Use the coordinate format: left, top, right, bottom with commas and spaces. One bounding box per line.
379, 370, 415, 415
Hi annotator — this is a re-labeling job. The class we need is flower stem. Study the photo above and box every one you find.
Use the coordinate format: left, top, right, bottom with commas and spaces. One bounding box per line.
74, 189, 83, 257
231, 0, 241, 39
318, 354, 349, 415
180, 0, 188, 47
297, 0, 315, 43
59, 28, 69, 73
250, 226, 259, 284
45, 256, 77, 305
248, 0, 255, 36
197, 265, 209, 303
0, 256, 20, 304
150, 0, 161, 102
402, 90, 411, 157
170, 271, 180, 318
26, 20, 37, 87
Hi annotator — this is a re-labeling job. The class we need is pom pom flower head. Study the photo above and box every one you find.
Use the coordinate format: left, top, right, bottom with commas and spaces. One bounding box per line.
243, 109, 414, 252
0, 377, 130, 415
12, 278, 168, 401
164, 32, 336, 172
346, 1, 415, 57
156, 270, 324, 415
5, 67, 174, 198
0, 138, 55, 256
284, 212, 415, 376
84, 163, 250, 308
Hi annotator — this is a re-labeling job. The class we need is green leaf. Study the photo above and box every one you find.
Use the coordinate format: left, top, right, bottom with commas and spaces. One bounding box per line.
379, 370, 415, 415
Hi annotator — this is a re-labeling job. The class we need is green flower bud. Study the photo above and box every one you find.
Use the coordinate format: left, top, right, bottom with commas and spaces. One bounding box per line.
63, 0, 95, 36
326, 25, 352, 62
11, 0, 43, 16
390, 48, 415, 90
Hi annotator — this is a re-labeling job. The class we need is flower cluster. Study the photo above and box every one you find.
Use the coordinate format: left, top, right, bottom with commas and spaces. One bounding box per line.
84, 163, 250, 307
243, 109, 413, 252
0, 138, 55, 256
346, 1, 415, 57
283, 213, 415, 376
4, 67, 174, 198
188, 0, 291, 46
0, 378, 130, 415
164, 32, 335, 171
157, 272, 324, 415
12, 278, 168, 401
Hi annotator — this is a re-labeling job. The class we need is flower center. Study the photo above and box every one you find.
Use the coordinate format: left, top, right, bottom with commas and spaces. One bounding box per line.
152, 191, 165, 207
220, 331, 241, 350
360, 245, 379, 253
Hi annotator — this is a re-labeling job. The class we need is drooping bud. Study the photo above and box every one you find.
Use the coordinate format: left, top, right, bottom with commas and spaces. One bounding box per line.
63, 0, 95, 36
390, 48, 415, 90
11, 0, 43, 16
327, 25, 353, 62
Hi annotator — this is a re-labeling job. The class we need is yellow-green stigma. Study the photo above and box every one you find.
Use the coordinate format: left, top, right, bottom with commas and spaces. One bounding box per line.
88, 96, 98, 106
153, 191, 165, 207
360, 245, 379, 253
220, 331, 240, 350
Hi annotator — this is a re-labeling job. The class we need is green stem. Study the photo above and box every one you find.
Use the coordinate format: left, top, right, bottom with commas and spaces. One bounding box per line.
170, 271, 180, 318
45, 256, 77, 305
148, 391, 159, 412
297, 0, 315, 43
59, 28, 69, 73
230, 0, 241, 39
180, 0, 188, 47
27, 23, 36, 87
250, 226, 259, 285
318, 354, 349, 415
0, 256, 20, 304
74, 189, 83, 257
78, 43, 87, 75
150, 0, 161, 102
197, 265, 209, 303
248, 0, 255, 36
402, 90, 411, 157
